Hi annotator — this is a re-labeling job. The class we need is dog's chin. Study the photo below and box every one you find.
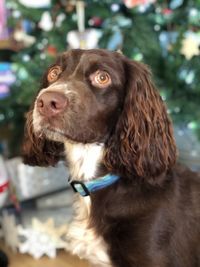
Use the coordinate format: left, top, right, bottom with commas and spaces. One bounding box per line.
34, 126, 78, 144
33, 125, 65, 142
44, 128, 67, 143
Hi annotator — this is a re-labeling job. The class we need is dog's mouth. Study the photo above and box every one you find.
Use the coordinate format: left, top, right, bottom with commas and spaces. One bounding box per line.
33, 111, 105, 144
41, 127, 67, 142
41, 127, 79, 144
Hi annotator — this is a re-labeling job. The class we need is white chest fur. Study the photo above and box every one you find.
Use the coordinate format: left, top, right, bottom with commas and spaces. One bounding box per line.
67, 196, 111, 267
64, 142, 111, 266
64, 142, 104, 181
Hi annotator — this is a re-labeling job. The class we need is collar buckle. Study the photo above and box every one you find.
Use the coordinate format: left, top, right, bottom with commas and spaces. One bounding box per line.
70, 181, 90, 197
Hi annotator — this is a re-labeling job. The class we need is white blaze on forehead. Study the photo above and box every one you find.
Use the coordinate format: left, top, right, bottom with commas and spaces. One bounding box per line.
36, 83, 69, 99
64, 142, 104, 181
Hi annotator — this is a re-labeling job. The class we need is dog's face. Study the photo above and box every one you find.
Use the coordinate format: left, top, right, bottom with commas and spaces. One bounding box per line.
33, 49, 126, 144
23, 49, 177, 182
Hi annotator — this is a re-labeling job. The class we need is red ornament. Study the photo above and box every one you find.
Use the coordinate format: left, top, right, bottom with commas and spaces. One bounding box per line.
162, 8, 173, 15
47, 45, 57, 56
124, 0, 156, 8
88, 17, 103, 27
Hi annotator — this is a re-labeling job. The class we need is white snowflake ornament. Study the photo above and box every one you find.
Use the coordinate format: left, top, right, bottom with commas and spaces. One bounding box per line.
32, 218, 68, 249
18, 226, 56, 259
18, 218, 68, 259
181, 32, 200, 60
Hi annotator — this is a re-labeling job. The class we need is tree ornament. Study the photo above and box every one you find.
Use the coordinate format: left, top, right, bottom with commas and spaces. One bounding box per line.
18, 0, 50, 8
65, 1, 75, 13
159, 31, 178, 56
110, 3, 121, 12
67, 29, 101, 49
181, 32, 200, 60
12, 10, 21, 18
55, 13, 66, 28
189, 8, 200, 25
13, 22, 36, 47
133, 52, 144, 61
13, 29, 36, 47
123, 0, 156, 8
37, 42, 45, 50
76, 1, 85, 33
22, 19, 34, 34
13, 65, 29, 80
41, 38, 48, 45
189, 8, 199, 18
174, 107, 180, 113
46, 45, 57, 56
169, 0, 183, 9
154, 24, 161, 31
88, 17, 103, 28
185, 70, 195, 85
40, 53, 46, 60
67, 1, 101, 49
188, 121, 198, 130
18, 218, 68, 259
162, 8, 173, 15
22, 54, 31, 62
107, 30, 123, 51
39, 11, 54, 32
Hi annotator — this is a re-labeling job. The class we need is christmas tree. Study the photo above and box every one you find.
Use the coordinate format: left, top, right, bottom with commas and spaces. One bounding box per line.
0, 0, 200, 160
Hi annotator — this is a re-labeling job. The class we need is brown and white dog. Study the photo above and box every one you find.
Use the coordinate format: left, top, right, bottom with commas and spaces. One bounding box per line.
22, 49, 200, 267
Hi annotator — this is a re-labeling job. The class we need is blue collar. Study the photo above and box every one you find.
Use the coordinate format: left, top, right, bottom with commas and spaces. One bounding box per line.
70, 174, 120, 197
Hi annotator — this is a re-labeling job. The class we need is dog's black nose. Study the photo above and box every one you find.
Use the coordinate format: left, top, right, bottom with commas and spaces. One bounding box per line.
37, 91, 67, 117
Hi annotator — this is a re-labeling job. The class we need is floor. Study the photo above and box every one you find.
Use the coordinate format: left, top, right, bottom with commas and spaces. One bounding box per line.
0, 243, 89, 267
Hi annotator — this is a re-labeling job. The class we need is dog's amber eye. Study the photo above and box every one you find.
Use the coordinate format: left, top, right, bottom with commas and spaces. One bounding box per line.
47, 66, 62, 82
90, 70, 111, 88
95, 72, 110, 84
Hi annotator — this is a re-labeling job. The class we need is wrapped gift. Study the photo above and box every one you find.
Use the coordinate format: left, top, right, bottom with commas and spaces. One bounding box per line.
6, 158, 69, 200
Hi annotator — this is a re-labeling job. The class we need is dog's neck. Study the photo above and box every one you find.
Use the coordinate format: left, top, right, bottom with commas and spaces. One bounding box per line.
64, 142, 105, 181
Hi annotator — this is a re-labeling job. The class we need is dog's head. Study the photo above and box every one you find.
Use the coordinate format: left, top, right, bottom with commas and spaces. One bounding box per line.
22, 49, 177, 182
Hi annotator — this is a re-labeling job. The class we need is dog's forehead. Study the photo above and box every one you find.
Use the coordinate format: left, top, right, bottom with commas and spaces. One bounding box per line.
59, 49, 120, 70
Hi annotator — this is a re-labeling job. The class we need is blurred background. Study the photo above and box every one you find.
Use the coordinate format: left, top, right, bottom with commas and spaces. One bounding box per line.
0, 0, 200, 266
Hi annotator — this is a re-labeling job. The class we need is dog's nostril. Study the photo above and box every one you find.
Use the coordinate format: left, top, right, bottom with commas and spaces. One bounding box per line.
50, 97, 68, 111
37, 99, 44, 108
50, 100, 57, 110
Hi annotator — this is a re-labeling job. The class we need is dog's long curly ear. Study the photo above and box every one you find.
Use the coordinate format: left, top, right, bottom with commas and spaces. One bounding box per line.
105, 59, 177, 184
22, 110, 64, 166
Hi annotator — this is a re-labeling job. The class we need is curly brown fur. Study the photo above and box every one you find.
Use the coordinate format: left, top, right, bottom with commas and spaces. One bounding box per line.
104, 59, 177, 184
